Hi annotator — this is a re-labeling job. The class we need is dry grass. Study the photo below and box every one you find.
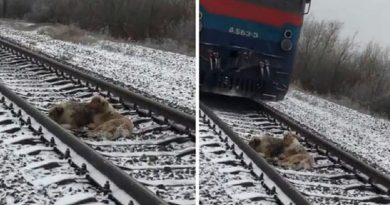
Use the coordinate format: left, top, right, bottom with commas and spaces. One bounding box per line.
0, 0, 195, 55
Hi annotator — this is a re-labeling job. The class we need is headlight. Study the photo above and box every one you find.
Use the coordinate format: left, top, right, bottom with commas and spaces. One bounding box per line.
281, 39, 293, 51
284, 30, 292, 39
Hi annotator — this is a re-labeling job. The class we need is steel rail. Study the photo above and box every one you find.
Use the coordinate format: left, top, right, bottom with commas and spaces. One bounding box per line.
200, 101, 311, 205
0, 37, 195, 130
0, 81, 168, 205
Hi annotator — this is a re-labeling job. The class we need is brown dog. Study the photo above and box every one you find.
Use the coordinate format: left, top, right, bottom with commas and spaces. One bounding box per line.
279, 153, 315, 170
48, 101, 93, 130
248, 134, 284, 162
279, 132, 315, 170
248, 132, 315, 170
281, 132, 307, 157
86, 95, 134, 140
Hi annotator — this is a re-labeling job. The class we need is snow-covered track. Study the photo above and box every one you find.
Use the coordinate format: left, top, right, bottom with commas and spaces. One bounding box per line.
0, 38, 195, 204
201, 94, 390, 205
0, 37, 194, 129
200, 102, 310, 205
0, 91, 122, 204
0, 84, 137, 204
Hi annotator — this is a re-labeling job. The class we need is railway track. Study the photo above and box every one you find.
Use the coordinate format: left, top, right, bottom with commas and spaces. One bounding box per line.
0, 37, 195, 205
199, 109, 308, 205
200, 94, 390, 205
0, 93, 116, 204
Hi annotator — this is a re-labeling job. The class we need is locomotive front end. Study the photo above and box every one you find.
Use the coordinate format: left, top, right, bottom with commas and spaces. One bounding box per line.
200, 0, 309, 100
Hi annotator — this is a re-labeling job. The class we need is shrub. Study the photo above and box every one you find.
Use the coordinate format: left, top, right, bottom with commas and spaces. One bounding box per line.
1, 0, 195, 54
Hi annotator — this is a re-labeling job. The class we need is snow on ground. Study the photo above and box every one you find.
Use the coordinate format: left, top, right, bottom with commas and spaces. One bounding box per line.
0, 130, 109, 204
0, 20, 195, 114
267, 89, 390, 175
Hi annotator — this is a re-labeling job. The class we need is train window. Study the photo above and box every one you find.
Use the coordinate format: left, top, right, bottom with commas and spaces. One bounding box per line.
243, 0, 306, 14
305, 0, 312, 14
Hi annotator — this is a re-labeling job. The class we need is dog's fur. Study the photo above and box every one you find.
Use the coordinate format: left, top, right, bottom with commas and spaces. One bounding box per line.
87, 95, 134, 140
278, 132, 315, 170
248, 134, 284, 160
278, 153, 315, 170
48, 101, 93, 130
281, 132, 307, 157
248, 132, 315, 170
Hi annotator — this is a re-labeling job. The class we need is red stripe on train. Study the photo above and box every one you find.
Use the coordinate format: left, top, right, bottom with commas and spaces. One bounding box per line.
200, 0, 303, 27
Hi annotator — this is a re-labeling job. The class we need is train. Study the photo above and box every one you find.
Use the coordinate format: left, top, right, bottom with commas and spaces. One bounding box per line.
200, 0, 311, 100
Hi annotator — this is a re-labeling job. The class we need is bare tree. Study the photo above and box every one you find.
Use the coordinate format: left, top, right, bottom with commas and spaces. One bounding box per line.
294, 18, 390, 118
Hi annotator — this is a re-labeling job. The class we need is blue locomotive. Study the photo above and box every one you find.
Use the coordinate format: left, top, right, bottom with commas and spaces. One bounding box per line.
200, 0, 311, 100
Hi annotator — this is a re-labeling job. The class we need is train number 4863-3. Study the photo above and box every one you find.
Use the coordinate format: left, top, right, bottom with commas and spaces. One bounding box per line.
228, 27, 259, 38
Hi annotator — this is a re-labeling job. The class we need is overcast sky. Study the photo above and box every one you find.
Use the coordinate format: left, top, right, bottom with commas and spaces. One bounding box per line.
308, 0, 390, 49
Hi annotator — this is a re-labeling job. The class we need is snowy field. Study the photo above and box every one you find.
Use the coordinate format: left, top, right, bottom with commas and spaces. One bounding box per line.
267, 89, 390, 175
0, 20, 195, 114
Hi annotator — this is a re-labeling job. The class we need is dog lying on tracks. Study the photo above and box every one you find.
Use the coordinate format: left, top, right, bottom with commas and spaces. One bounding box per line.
48, 96, 134, 140
278, 132, 315, 170
48, 100, 93, 130
86, 95, 134, 140
248, 134, 284, 161
248, 132, 314, 170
